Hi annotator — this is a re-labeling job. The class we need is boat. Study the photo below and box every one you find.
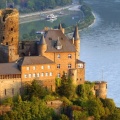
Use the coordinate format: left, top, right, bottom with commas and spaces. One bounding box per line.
59, 11, 64, 15
46, 14, 57, 20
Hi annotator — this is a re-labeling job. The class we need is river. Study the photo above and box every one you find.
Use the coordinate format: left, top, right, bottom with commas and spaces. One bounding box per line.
81, 0, 120, 107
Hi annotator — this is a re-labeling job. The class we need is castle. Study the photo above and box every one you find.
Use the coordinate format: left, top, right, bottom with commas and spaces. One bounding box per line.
0, 8, 107, 101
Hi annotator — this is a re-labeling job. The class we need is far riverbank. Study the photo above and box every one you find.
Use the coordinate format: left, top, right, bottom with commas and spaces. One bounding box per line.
20, 3, 95, 40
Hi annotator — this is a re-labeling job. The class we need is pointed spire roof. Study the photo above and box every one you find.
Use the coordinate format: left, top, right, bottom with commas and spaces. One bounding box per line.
73, 25, 80, 40
39, 35, 46, 45
58, 23, 62, 30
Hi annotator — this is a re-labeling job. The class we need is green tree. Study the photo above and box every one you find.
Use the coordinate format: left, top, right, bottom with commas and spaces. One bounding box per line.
87, 98, 105, 120
59, 114, 69, 120
101, 98, 116, 114
27, 80, 50, 99
73, 110, 88, 120
57, 72, 75, 98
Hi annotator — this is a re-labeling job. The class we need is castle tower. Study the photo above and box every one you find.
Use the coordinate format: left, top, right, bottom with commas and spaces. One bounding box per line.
37, 35, 47, 56
73, 25, 80, 59
94, 81, 107, 99
0, 8, 19, 62
69, 69, 77, 85
58, 23, 65, 34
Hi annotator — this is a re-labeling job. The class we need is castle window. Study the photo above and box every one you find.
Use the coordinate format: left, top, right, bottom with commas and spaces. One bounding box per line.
57, 54, 60, 58
68, 54, 72, 58
68, 64, 71, 69
37, 73, 40, 77
11, 28, 13, 31
49, 37, 52, 40
50, 72, 52, 76
11, 38, 13, 42
48, 65, 51, 69
57, 64, 60, 69
26, 67, 30, 70
78, 63, 83, 68
33, 66, 36, 70
41, 72, 44, 77
29, 74, 32, 78
57, 73, 60, 78
5, 89, 6, 95
41, 66, 44, 69
12, 88, 14, 95
24, 74, 27, 78
46, 72, 49, 76
33, 74, 35, 77
3, 36, 5, 40
6, 42, 8, 45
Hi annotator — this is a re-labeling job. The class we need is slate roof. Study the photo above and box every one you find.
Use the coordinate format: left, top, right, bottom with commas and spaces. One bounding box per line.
44, 29, 76, 52
39, 35, 46, 45
20, 56, 55, 66
73, 25, 80, 40
76, 59, 85, 64
0, 63, 21, 75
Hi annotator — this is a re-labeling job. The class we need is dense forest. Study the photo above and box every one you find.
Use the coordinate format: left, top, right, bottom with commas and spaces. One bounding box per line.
0, 0, 72, 12
0, 73, 120, 120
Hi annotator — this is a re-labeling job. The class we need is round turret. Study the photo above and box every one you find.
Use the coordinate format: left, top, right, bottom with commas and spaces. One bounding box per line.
73, 25, 80, 59
37, 35, 47, 56
98, 81, 107, 99
69, 69, 77, 85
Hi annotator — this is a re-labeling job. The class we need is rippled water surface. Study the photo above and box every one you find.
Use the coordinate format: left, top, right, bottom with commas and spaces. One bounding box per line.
81, 0, 120, 107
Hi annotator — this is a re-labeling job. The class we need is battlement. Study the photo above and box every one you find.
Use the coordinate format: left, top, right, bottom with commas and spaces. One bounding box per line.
93, 81, 107, 99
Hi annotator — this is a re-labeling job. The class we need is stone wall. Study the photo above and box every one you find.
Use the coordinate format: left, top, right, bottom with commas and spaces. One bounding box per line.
0, 78, 22, 101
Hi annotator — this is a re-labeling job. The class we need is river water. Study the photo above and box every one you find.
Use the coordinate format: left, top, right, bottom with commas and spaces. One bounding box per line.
81, 0, 120, 107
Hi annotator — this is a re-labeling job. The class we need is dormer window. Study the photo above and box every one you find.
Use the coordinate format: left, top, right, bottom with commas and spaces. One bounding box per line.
55, 37, 62, 50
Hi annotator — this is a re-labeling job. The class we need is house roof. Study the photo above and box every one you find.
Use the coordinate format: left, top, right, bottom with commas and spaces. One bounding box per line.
0, 63, 21, 75
76, 59, 85, 64
44, 29, 76, 52
20, 56, 55, 66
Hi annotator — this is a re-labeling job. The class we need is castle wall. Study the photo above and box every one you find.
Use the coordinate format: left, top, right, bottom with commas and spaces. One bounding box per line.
44, 52, 76, 78
0, 45, 19, 62
0, 78, 21, 101
21, 63, 56, 91
76, 63, 85, 84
